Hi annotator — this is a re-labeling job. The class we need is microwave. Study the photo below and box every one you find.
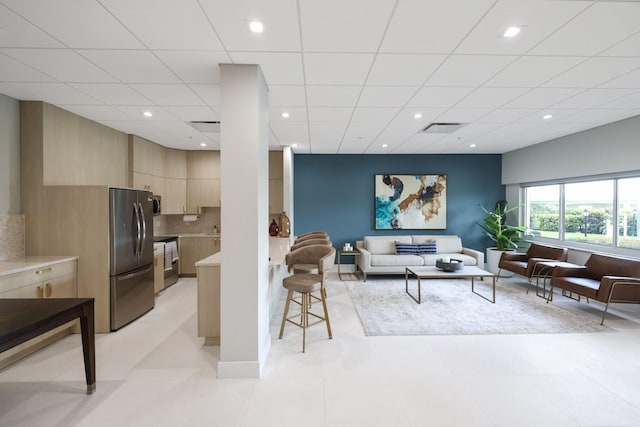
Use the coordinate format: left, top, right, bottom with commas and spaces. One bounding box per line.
152, 195, 161, 215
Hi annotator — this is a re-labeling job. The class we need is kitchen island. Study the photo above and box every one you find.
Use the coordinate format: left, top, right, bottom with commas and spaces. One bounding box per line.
195, 237, 289, 345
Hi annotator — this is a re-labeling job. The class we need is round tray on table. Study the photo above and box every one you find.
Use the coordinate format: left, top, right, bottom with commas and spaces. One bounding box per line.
435, 259, 464, 272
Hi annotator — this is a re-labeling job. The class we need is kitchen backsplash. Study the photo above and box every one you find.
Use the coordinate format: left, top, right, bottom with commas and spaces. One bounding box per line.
154, 207, 221, 235
0, 214, 25, 261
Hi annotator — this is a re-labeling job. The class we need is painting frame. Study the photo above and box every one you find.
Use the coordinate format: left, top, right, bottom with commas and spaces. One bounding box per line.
374, 174, 447, 230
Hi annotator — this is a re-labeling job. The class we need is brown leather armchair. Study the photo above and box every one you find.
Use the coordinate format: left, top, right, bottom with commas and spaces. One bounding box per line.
498, 243, 568, 289
549, 253, 640, 324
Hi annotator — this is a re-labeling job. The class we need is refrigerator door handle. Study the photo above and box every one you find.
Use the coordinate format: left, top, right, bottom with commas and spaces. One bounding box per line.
118, 265, 153, 281
138, 202, 147, 259
134, 202, 141, 260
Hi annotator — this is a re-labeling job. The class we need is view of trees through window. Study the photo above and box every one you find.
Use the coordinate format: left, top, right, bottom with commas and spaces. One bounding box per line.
525, 177, 640, 250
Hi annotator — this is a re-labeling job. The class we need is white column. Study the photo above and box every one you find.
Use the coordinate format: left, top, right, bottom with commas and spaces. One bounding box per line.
218, 64, 270, 378
282, 146, 294, 235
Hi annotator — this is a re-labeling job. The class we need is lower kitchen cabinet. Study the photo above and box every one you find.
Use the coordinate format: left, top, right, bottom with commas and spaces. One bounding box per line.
0, 257, 78, 369
179, 236, 220, 276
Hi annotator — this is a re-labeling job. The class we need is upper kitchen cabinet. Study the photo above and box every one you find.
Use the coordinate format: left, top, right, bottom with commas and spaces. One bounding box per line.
163, 149, 187, 214
269, 151, 283, 214
130, 135, 166, 196
186, 151, 221, 212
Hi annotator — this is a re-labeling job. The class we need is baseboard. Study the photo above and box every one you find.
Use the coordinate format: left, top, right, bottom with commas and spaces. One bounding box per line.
217, 333, 271, 379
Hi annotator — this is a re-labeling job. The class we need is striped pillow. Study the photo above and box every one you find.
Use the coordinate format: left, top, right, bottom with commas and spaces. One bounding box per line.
419, 241, 437, 254
395, 242, 419, 255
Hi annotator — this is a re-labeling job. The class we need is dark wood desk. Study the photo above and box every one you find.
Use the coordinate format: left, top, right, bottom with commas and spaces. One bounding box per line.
0, 298, 95, 394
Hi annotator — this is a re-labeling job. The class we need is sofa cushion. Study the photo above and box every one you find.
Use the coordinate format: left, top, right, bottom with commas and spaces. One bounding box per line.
365, 235, 411, 255
420, 253, 478, 266
420, 241, 437, 254
371, 254, 424, 267
395, 241, 437, 255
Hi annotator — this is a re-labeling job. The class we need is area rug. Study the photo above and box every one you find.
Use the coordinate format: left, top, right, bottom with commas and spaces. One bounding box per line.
344, 277, 613, 336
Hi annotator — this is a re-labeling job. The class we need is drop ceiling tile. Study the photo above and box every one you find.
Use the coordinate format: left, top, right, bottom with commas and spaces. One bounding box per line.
163, 105, 219, 122
77, 50, 180, 83
188, 84, 220, 106
69, 83, 153, 105
375, 123, 421, 144
599, 91, 640, 109
0, 4, 64, 48
0, 82, 37, 100
504, 88, 583, 109
338, 139, 371, 154
100, 0, 223, 50
599, 68, 640, 89
358, 86, 417, 107
485, 56, 587, 88
556, 109, 636, 125
300, 0, 395, 52
427, 55, 517, 86
0, 53, 54, 81
154, 51, 231, 84
304, 53, 374, 85
601, 31, 640, 57
456, 87, 529, 108
407, 87, 474, 108
269, 122, 310, 144
198, 0, 301, 52
113, 105, 176, 121
436, 108, 493, 123
551, 88, 637, 109
2, 48, 118, 82
307, 107, 352, 123
130, 84, 204, 106
455, 0, 590, 55
394, 107, 445, 124
8, 82, 99, 104
57, 105, 132, 121
270, 106, 308, 122
380, 0, 496, 53
230, 52, 304, 85
2, 0, 144, 48
309, 123, 348, 151
366, 54, 446, 86
343, 121, 389, 141
97, 120, 157, 137
393, 133, 444, 153
476, 108, 538, 124
515, 109, 583, 124
350, 107, 401, 123
268, 85, 306, 107
543, 57, 640, 88
530, 2, 640, 56
306, 85, 361, 107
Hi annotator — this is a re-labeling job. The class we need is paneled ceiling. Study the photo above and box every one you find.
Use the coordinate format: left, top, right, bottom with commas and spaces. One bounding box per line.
1, 0, 640, 153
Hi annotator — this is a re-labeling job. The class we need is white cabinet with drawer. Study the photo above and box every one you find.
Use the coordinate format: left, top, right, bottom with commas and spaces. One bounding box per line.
0, 257, 78, 369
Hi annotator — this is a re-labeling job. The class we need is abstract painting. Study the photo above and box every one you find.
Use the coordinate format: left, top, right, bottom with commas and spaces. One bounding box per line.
375, 174, 447, 229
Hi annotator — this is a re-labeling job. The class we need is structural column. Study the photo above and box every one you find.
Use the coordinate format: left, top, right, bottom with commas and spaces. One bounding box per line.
218, 64, 270, 378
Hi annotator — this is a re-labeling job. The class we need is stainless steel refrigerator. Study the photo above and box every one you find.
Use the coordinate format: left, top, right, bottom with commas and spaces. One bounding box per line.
109, 188, 155, 331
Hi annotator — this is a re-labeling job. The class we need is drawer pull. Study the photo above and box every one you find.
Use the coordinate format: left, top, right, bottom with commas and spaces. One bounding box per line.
37, 285, 44, 298
35, 267, 52, 275
45, 283, 52, 297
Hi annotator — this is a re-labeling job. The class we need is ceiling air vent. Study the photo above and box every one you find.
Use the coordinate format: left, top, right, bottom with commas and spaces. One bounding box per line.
421, 122, 467, 134
188, 121, 220, 133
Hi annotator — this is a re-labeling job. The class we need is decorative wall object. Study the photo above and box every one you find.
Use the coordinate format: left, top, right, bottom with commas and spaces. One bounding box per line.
375, 174, 447, 230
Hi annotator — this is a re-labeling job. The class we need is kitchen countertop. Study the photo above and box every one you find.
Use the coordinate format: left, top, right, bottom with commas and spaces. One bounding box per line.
0, 256, 79, 277
196, 237, 290, 267
156, 233, 221, 239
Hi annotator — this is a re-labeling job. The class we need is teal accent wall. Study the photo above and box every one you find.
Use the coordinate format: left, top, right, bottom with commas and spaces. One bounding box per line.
293, 154, 504, 254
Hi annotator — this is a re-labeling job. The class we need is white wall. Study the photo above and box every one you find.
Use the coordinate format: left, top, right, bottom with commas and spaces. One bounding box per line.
503, 115, 640, 186
0, 94, 20, 214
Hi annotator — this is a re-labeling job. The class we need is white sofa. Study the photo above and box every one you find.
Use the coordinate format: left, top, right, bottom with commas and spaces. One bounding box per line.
356, 235, 484, 281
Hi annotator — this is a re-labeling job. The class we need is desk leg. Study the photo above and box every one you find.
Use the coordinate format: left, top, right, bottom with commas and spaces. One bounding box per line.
471, 276, 496, 303
80, 301, 96, 394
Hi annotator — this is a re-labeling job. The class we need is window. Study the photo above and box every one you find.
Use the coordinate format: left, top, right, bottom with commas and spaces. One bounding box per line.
618, 177, 640, 249
526, 185, 559, 239
524, 175, 640, 252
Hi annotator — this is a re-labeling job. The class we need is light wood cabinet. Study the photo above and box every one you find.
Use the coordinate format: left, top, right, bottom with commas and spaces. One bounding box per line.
154, 244, 164, 294
269, 152, 283, 214
164, 177, 187, 214
179, 236, 220, 276
185, 151, 221, 212
0, 258, 78, 369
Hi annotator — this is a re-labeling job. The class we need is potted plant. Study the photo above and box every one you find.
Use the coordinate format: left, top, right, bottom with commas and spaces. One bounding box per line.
478, 200, 526, 274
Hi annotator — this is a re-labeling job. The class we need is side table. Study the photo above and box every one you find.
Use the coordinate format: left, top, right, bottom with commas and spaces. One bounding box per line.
532, 261, 581, 301
337, 249, 361, 281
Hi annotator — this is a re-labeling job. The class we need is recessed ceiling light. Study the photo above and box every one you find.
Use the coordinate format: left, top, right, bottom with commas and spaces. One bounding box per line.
382, 144, 388, 148
470, 144, 476, 148
543, 114, 553, 120
143, 111, 152, 117
281, 112, 290, 118
414, 113, 422, 119
200, 143, 207, 147
503, 26, 521, 38
249, 21, 264, 33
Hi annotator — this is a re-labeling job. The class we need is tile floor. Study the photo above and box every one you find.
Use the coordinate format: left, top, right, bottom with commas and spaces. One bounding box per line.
2, 274, 640, 427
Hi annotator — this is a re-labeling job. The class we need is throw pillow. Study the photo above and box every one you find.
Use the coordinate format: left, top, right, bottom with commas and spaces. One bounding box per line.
395, 241, 419, 255
418, 241, 437, 254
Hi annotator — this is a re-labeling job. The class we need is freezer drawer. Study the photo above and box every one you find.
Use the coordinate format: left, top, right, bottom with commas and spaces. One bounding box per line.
110, 264, 154, 331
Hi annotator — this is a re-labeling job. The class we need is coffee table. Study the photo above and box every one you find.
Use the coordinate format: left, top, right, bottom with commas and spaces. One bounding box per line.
405, 266, 496, 304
